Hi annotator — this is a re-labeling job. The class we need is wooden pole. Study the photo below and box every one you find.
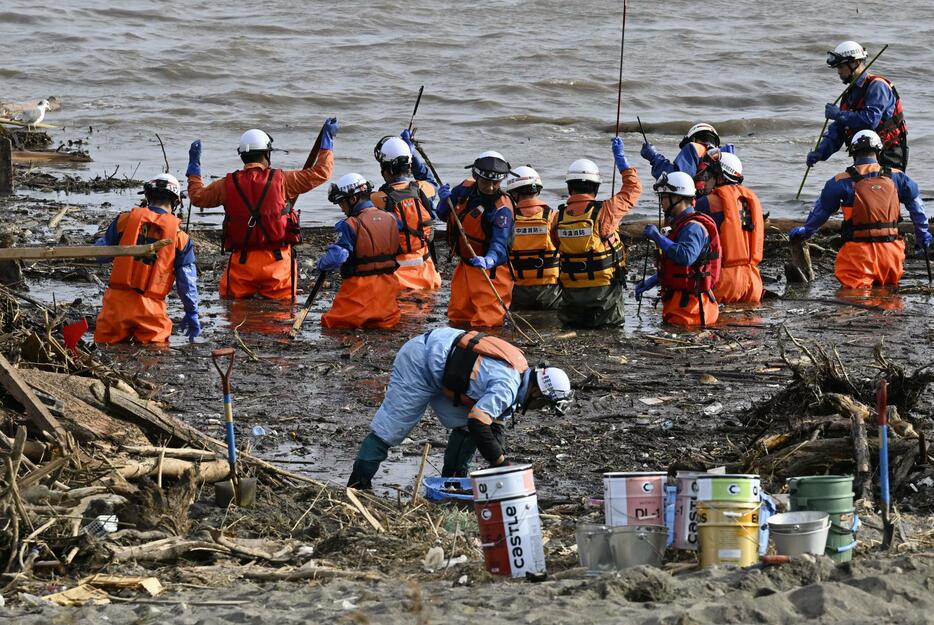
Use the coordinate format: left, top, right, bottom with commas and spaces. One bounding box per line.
410, 442, 431, 507
0, 137, 12, 196
0, 239, 171, 261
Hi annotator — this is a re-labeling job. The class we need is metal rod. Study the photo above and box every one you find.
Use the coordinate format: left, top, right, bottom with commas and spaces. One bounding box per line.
610, 0, 628, 197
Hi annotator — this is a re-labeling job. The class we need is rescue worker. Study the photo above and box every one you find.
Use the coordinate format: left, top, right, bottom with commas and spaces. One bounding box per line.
369, 129, 441, 290
695, 153, 764, 304
640, 123, 735, 195
552, 137, 642, 327
808, 41, 909, 171
505, 165, 561, 310
185, 119, 338, 299
634, 172, 722, 327
95, 174, 200, 343
318, 173, 402, 329
792, 130, 931, 288
347, 327, 572, 489
437, 151, 515, 327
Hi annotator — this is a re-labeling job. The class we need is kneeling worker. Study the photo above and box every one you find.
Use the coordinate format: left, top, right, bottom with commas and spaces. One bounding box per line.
505, 166, 561, 310
634, 172, 722, 327
95, 174, 200, 343
186, 119, 337, 300
318, 173, 402, 329
553, 137, 642, 327
791, 130, 931, 288
696, 153, 764, 304
370, 130, 442, 290
347, 327, 571, 489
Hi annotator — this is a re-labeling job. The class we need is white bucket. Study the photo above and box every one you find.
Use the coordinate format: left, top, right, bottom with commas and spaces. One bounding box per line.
768, 511, 831, 556
603, 472, 667, 527
672, 471, 706, 550
471, 464, 545, 578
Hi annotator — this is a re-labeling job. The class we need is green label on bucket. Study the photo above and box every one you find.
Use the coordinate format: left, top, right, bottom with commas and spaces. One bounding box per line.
697, 476, 761, 502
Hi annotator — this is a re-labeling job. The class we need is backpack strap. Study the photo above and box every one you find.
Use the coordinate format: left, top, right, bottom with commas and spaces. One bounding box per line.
231, 168, 277, 263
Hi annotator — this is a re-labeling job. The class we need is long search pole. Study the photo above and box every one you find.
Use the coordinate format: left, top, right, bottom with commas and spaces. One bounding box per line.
408, 86, 424, 133
795, 44, 889, 200
610, 0, 628, 197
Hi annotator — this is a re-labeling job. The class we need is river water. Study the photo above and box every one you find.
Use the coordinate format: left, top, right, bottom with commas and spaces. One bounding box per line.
4, 0, 934, 225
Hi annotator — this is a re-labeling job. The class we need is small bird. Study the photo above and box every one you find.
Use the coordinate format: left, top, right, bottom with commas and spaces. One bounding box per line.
15, 99, 51, 130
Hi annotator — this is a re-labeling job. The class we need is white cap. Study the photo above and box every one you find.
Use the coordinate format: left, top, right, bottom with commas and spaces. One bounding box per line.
654, 171, 696, 198
565, 158, 601, 184
718, 153, 743, 182
377, 137, 412, 164
505, 165, 542, 193
143, 173, 182, 200
850, 129, 884, 152
828, 41, 867, 67
682, 122, 719, 148
238, 129, 273, 154
536, 367, 572, 413
328, 172, 372, 203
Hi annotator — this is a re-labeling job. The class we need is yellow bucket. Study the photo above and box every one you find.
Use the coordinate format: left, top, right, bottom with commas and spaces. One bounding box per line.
697, 501, 760, 568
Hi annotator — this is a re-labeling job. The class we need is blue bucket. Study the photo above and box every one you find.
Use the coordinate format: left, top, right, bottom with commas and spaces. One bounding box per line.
423, 477, 473, 502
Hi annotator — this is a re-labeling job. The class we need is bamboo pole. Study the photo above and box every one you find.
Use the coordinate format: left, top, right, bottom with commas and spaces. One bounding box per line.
0, 117, 60, 130
0, 239, 171, 261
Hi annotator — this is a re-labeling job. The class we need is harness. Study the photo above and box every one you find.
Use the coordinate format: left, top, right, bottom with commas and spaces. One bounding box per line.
341, 209, 400, 278
841, 74, 908, 149
556, 200, 625, 288
659, 211, 722, 323
840, 166, 900, 243
380, 181, 434, 257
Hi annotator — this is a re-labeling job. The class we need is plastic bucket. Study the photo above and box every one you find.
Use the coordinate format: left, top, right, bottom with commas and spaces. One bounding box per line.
423, 477, 473, 502
608, 525, 668, 569
664, 485, 677, 546
673, 471, 706, 550
768, 511, 831, 556
696, 474, 761, 503
788, 475, 856, 562
603, 472, 667, 527
575, 523, 615, 576
471, 465, 545, 577
697, 501, 760, 568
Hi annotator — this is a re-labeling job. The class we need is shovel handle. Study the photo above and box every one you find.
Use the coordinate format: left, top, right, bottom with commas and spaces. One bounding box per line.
212, 347, 235, 395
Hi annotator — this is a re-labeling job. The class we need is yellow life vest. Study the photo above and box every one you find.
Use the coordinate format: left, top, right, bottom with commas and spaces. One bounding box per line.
556, 200, 624, 289
510, 202, 559, 286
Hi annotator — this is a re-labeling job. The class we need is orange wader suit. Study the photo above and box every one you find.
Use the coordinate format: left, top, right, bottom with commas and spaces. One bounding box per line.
835, 164, 905, 288
703, 184, 764, 304
658, 211, 722, 327
186, 151, 333, 299
95, 208, 189, 343
447, 180, 515, 328
321, 207, 402, 329
370, 179, 441, 290
509, 197, 561, 310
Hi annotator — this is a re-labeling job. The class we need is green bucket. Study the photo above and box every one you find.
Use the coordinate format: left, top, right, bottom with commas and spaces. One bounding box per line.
696, 474, 761, 503
788, 475, 857, 563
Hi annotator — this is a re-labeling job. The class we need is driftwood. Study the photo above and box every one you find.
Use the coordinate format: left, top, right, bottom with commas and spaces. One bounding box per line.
850, 410, 873, 503
785, 238, 815, 283
0, 353, 68, 447
114, 457, 230, 484
108, 537, 227, 563
0, 240, 170, 261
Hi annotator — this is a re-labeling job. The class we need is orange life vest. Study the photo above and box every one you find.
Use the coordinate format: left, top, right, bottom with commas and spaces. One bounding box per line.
510, 199, 559, 286
441, 331, 529, 408
836, 165, 901, 243
109, 208, 179, 300
705, 184, 764, 267
341, 208, 400, 278
223, 168, 299, 260
659, 211, 722, 294
556, 200, 625, 289
373, 181, 434, 258
841, 74, 907, 149
447, 179, 514, 260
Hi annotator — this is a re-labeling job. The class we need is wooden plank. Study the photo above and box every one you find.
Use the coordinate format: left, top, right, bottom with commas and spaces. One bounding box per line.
0, 137, 11, 196
345, 488, 385, 532
0, 239, 171, 261
0, 354, 68, 446
11, 149, 92, 163
0, 117, 60, 130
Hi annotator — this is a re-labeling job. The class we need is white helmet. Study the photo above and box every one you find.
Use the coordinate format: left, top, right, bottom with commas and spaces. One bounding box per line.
565, 159, 601, 184
827, 41, 867, 67
681, 123, 720, 148
849, 129, 884, 154
718, 153, 743, 182
653, 171, 696, 198
327, 172, 372, 204
469, 151, 511, 181
535, 367, 573, 414
505, 165, 542, 193
237, 129, 273, 154
142, 173, 182, 201
374, 136, 412, 165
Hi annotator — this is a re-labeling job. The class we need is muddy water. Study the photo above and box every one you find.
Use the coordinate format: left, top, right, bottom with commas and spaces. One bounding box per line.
5, 1, 934, 226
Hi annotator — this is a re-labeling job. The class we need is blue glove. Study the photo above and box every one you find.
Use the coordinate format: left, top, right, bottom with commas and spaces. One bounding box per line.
438, 183, 452, 203
180, 311, 201, 340
612, 136, 630, 172
720, 144, 736, 155
789, 226, 812, 240
825, 103, 842, 121
806, 151, 821, 167
321, 117, 339, 150
467, 255, 496, 270
640, 142, 660, 161
916, 228, 933, 250
634, 274, 658, 301
186, 140, 201, 177
317, 244, 349, 272
400, 128, 416, 149
643, 224, 663, 244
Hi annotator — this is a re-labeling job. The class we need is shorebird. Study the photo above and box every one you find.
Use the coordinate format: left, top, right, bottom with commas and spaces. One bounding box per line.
15, 99, 51, 130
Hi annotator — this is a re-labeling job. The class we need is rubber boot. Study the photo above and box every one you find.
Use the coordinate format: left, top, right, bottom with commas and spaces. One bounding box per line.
347, 432, 390, 489
441, 427, 477, 477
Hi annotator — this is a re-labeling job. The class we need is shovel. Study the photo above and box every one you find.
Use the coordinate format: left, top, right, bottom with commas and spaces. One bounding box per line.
212, 347, 256, 508
876, 379, 894, 549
